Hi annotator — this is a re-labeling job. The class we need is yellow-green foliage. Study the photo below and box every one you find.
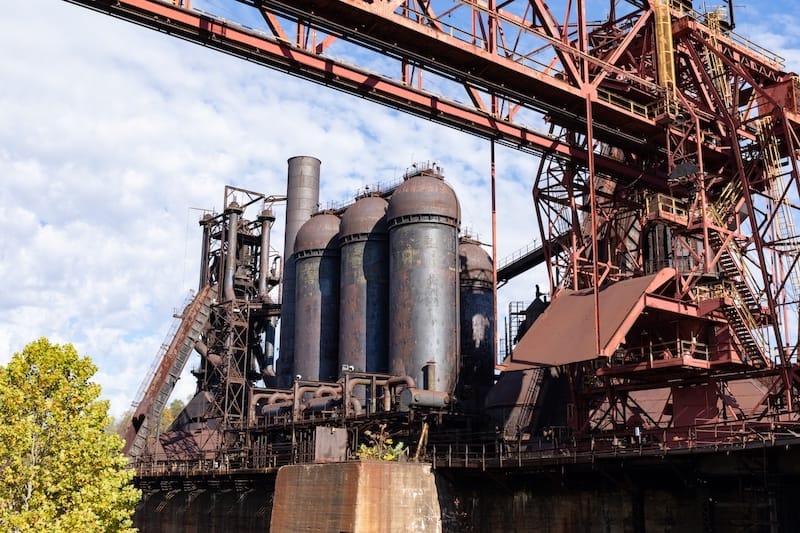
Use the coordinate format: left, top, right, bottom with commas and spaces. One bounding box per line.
357, 424, 407, 461
0, 338, 141, 532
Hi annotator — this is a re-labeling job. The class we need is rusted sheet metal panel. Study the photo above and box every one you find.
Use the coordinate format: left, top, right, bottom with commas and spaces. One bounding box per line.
270, 462, 441, 532
314, 426, 348, 463
512, 269, 675, 365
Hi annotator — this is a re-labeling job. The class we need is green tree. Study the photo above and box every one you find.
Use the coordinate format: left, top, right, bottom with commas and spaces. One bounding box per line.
0, 338, 140, 532
159, 398, 186, 431
107, 408, 134, 440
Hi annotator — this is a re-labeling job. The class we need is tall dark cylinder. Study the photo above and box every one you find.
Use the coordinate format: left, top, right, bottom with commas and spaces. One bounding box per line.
339, 196, 390, 374
387, 174, 460, 394
223, 202, 243, 302
294, 212, 341, 382
458, 237, 495, 407
198, 213, 213, 291
277, 156, 321, 387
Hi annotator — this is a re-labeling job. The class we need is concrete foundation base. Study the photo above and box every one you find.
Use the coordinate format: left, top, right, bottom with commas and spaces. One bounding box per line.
270, 461, 442, 533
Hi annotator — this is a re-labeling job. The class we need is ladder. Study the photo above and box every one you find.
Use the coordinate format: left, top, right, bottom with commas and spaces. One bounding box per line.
704, 9, 733, 109
654, 0, 678, 115
125, 285, 215, 457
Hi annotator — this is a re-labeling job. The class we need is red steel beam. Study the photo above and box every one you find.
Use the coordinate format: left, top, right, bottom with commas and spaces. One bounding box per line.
62, 0, 659, 183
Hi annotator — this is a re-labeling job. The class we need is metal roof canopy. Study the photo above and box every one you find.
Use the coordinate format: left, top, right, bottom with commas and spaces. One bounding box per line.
511, 268, 679, 366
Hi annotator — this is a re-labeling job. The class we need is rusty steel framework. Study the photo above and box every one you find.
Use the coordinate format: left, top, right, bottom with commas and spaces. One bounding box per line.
66, 0, 800, 456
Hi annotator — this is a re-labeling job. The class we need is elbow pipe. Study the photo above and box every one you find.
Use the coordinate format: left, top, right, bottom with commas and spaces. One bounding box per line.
387, 376, 416, 389
194, 340, 208, 357
345, 378, 374, 417
383, 376, 417, 411
293, 384, 340, 419
250, 393, 271, 425
223, 203, 243, 302
194, 340, 221, 367
346, 378, 376, 396
349, 397, 363, 417
267, 392, 294, 405
314, 385, 343, 398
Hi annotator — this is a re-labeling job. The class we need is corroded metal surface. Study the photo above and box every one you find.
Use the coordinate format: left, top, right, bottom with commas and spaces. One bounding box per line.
339, 196, 390, 374
458, 238, 494, 407
388, 175, 460, 394
294, 213, 341, 382
277, 156, 320, 387
386, 173, 460, 224
513, 269, 675, 365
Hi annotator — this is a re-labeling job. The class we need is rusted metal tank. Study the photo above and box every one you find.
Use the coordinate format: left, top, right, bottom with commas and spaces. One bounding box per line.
339, 195, 390, 374
458, 237, 495, 407
277, 156, 321, 387
294, 212, 341, 382
387, 173, 460, 394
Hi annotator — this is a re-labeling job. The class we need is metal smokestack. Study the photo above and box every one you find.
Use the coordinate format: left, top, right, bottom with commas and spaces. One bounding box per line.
277, 156, 321, 387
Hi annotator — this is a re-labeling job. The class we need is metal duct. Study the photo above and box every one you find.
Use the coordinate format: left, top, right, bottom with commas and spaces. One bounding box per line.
277, 156, 321, 388
223, 202, 243, 302
198, 213, 213, 291
258, 208, 276, 299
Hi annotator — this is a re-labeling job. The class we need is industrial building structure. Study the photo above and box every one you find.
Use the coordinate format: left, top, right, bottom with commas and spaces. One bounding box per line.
61, 0, 800, 530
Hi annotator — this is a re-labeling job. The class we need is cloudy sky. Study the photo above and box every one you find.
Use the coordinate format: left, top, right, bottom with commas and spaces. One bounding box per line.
2, 0, 799, 418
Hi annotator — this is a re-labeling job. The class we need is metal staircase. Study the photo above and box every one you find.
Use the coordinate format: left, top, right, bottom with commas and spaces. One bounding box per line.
758, 117, 800, 298
125, 285, 215, 457
706, 184, 770, 367
704, 9, 733, 109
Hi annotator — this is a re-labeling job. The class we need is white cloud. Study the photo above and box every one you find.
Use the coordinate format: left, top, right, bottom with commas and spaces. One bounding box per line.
1, 0, 543, 418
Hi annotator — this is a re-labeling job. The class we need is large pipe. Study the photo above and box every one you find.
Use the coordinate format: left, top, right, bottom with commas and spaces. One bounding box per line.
193, 340, 221, 367
223, 202, 243, 302
258, 208, 276, 299
262, 400, 293, 417
198, 213, 213, 290
277, 156, 321, 388
344, 375, 416, 413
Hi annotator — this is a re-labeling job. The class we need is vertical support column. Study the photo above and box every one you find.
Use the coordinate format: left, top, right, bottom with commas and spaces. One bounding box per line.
490, 140, 498, 370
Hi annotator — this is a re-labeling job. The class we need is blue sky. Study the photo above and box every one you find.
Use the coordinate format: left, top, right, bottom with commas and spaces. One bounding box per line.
2, 0, 799, 418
